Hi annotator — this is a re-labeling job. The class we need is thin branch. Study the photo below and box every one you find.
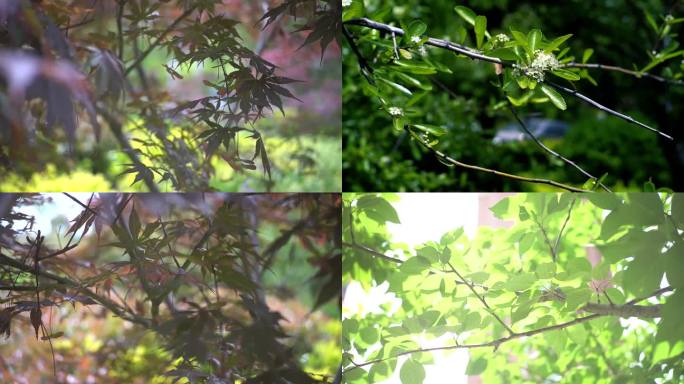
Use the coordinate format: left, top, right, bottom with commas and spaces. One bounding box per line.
344, 286, 671, 372
552, 197, 577, 257
116, 0, 127, 60
544, 81, 673, 140
344, 18, 509, 65
563, 62, 684, 86
124, 5, 198, 76
405, 126, 587, 192
346, 17, 673, 142
446, 262, 516, 335
498, 75, 610, 192
95, 107, 160, 192
63, 193, 98, 216
0, 252, 151, 327
342, 25, 374, 84
342, 241, 403, 264
532, 214, 558, 262
581, 302, 662, 318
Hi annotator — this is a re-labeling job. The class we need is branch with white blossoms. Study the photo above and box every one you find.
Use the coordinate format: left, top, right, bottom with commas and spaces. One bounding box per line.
343, 17, 674, 141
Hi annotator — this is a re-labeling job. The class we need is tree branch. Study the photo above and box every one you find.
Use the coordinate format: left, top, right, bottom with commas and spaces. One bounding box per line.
580, 302, 662, 318
95, 106, 160, 192
544, 81, 673, 140
405, 126, 587, 192
498, 75, 610, 192
563, 62, 684, 86
0, 252, 151, 327
344, 18, 509, 65
344, 286, 672, 372
446, 262, 516, 335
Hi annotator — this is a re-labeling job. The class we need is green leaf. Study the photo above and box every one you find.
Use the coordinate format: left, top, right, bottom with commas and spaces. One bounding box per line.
672, 194, 684, 225
440, 227, 464, 245
465, 356, 487, 375
551, 69, 581, 81
474, 16, 487, 49
342, 0, 365, 21
536, 262, 556, 279
518, 232, 535, 255
454, 6, 476, 26
489, 197, 510, 219
518, 206, 530, 221
486, 47, 517, 60
567, 324, 587, 345
463, 312, 481, 331
468, 271, 489, 284
357, 195, 401, 224
528, 29, 542, 52
586, 193, 623, 211
378, 77, 412, 95
544, 33, 572, 52
511, 302, 532, 324
540, 84, 567, 110
407, 20, 427, 37
582, 48, 594, 63
505, 273, 536, 291
565, 287, 592, 311
360, 326, 379, 345
400, 256, 431, 275
393, 117, 405, 131
393, 60, 438, 75
665, 242, 684, 290
400, 359, 425, 384
412, 124, 447, 136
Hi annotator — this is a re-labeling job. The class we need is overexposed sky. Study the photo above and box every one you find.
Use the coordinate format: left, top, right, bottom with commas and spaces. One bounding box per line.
345, 193, 481, 383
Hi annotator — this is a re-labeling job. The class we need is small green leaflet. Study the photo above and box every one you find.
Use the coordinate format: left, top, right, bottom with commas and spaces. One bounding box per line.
475, 16, 487, 49
465, 356, 488, 375
400, 358, 426, 384
540, 84, 567, 110
528, 29, 542, 52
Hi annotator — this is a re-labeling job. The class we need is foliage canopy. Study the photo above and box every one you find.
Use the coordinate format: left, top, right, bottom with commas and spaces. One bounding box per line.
342, 192, 684, 383
0, 193, 341, 383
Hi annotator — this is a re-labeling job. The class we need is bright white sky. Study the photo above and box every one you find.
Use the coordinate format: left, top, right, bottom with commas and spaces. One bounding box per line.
344, 193, 481, 384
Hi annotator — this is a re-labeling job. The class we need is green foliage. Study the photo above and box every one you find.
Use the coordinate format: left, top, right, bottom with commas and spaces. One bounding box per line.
343, 0, 683, 191
343, 192, 684, 382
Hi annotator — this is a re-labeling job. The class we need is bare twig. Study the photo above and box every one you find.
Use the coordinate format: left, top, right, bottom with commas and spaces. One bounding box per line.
405, 126, 587, 192
563, 62, 684, 86
544, 81, 673, 140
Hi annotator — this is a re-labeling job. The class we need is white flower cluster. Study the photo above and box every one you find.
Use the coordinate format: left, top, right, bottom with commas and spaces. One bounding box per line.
388, 106, 403, 117
410, 35, 421, 44
342, 0, 352, 7
492, 33, 510, 47
514, 49, 560, 82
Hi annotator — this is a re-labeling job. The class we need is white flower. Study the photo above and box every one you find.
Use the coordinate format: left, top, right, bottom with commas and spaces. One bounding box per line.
494, 34, 509, 44
410, 35, 421, 43
342, 0, 352, 7
418, 45, 428, 56
388, 106, 403, 117
516, 50, 560, 82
